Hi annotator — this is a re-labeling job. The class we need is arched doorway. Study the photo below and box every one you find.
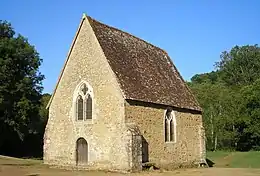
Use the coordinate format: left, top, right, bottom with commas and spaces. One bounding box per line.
76, 138, 88, 165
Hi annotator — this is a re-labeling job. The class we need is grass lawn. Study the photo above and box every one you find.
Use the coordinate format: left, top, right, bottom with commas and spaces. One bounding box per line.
0, 155, 42, 165
207, 151, 260, 168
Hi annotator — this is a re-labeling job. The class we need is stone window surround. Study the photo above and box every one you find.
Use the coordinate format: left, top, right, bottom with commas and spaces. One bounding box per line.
73, 81, 94, 123
164, 109, 177, 143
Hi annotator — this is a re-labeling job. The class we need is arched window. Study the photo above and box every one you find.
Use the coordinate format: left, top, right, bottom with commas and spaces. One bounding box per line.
77, 95, 84, 120
86, 95, 92, 120
74, 82, 93, 121
164, 108, 176, 143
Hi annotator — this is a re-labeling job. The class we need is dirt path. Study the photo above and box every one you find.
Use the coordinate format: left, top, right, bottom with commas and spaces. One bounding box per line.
1, 165, 260, 176
1, 156, 260, 176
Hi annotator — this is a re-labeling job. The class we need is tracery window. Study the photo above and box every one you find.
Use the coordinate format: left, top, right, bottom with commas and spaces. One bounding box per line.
75, 83, 93, 121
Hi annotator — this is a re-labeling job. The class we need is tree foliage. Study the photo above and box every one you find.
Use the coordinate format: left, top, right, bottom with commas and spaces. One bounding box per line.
215, 45, 260, 86
39, 93, 51, 132
0, 20, 45, 156
189, 44, 260, 151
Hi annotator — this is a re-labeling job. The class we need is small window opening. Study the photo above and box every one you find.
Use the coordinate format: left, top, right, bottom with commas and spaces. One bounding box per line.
165, 108, 176, 142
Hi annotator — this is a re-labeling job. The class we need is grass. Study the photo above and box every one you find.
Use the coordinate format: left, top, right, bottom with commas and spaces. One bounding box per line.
207, 151, 260, 168
0, 155, 42, 166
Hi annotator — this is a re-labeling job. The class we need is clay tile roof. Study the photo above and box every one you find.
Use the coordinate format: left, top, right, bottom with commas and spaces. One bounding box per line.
88, 16, 201, 112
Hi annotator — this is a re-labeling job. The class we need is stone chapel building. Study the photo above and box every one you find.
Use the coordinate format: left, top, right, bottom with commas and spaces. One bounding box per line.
44, 14, 205, 172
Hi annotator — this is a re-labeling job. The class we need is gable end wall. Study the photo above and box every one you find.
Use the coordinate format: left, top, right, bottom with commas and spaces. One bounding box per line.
43, 18, 131, 171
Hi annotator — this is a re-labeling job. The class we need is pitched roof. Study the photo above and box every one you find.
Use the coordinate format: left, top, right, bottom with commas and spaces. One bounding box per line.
88, 16, 201, 112
46, 14, 201, 111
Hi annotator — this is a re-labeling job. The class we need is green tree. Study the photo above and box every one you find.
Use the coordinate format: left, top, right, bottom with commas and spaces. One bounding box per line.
189, 44, 260, 151
215, 45, 260, 86
190, 81, 238, 150
189, 69, 242, 151
36, 93, 50, 138
0, 20, 44, 154
190, 71, 220, 84
237, 79, 260, 151
39, 93, 51, 125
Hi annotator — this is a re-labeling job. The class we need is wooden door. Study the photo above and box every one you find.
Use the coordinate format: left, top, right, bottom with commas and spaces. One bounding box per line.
76, 138, 88, 165
141, 136, 149, 163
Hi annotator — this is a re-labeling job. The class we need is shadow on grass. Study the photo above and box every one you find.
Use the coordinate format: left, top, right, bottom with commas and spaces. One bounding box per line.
206, 158, 215, 167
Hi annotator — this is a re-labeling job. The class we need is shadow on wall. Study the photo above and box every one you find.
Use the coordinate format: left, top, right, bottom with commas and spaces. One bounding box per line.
142, 136, 149, 163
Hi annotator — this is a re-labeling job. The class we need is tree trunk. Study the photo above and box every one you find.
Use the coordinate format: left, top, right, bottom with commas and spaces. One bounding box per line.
214, 135, 218, 151
210, 113, 214, 150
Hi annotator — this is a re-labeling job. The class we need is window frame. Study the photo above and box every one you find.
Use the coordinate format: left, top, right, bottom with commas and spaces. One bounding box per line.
85, 94, 92, 120
76, 95, 84, 121
73, 81, 94, 122
164, 108, 177, 143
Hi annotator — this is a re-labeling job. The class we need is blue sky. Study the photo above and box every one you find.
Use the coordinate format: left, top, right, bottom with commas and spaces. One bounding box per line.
1, 1, 260, 93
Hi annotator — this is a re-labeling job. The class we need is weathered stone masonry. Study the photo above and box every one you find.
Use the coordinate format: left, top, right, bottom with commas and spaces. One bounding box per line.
44, 17, 132, 171
125, 100, 204, 168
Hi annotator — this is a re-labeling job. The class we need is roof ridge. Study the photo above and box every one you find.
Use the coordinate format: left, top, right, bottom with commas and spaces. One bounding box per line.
87, 15, 169, 56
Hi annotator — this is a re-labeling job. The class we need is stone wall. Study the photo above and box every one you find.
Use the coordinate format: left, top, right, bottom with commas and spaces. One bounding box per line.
44, 17, 132, 171
43, 15, 204, 172
125, 100, 204, 168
